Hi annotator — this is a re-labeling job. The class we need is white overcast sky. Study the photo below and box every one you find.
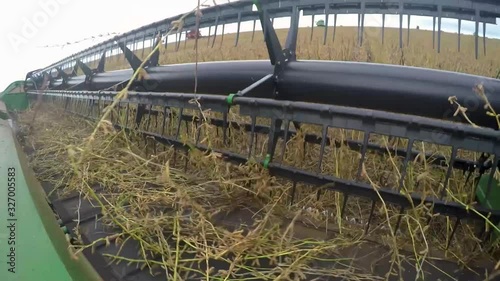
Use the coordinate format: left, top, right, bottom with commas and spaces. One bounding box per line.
0, 0, 498, 91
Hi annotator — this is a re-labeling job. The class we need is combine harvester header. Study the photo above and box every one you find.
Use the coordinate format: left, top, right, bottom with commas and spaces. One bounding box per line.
2, 0, 499, 280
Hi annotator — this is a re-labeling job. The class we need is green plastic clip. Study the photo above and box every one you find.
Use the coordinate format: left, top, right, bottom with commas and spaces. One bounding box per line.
226, 93, 236, 106
61, 226, 69, 234
263, 154, 271, 169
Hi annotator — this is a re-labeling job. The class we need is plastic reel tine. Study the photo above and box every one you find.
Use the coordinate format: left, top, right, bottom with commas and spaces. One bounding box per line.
184, 118, 190, 139
184, 31, 188, 49
251, 20, 256, 43
74, 99, 79, 114
365, 201, 377, 234
290, 181, 297, 206
91, 100, 97, 117
132, 33, 137, 54
323, 5, 329, 45
340, 194, 349, 218
145, 104, 153, 131
254, 129, 259, 155
439, 147, 458, 199
483, 22, 487, 56
432, 16, 436, 49
177, 28, 183, 52
184, 149, 189, 172
458, 19, 461, 52
267, 119, 283, 162
141, 33, 146, 58
360, 5, 365, 46
116, 102, 122, 124
228, 120, 233, 139
87, 100, 92, 116
302, 138, 307, 160
437, 6, 442, 53
84, 100, 89, 116
316, 187, 322, 201
125, 103, 130, 128
154, 108, 159, 130
212, 17, 219, 48
263, 10, 268, 42
248, 115, 257, 158
382, 13, 385, 44
173, 149, 177, 167
399, 12, 403, 49
280, 120, 291, 163
208, 26, 212, 46
152, 136, 157, 155
175, 108, 184, 140
169, 109, 176, 135
92, 100, 99, 118
332, 14, 337, 43
195, 112, 203, 145
310, 14, 315, 42
222, 111, 229, 145
398, 139, 415, 191
107, 102, 113, 121
407, 15, 411, 46
163, 108, 171, 136
356, 133, 370, 181
318, 125, 328, 173
83, 100, 88, 116
446, 218, 461, 250
235, 12, 241, 47
221, 23, 225, 46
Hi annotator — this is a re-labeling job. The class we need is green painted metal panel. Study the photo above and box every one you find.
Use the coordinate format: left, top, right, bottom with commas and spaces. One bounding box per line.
0, 104, 103, 281
0, 81, 30, 111
476, 174, 500, 240
0, 102, 7, 120
0, 94, 29, 111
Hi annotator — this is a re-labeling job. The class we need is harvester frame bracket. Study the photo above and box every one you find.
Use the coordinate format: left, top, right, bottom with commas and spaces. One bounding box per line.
253, 0, 292, 74
243, 0, 300, 102
284, 4, 299, 62
55, 67, 69, 85
96, 51, 106, 73
117, 32, 161, 73
76, 59, 92, 77
147, 32, 162, 68
70, 61, 78, 77
76, 59, 93, 85
117, 41, 143, 73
